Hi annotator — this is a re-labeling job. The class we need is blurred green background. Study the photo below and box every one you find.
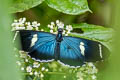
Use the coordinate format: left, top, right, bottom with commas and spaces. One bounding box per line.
0, 0, 120, 80
15, 0, 112, 28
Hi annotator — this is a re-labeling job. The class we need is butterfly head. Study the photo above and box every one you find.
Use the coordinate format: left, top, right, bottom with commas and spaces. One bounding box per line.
56, 28, 63, 42
58, 28, 63, 33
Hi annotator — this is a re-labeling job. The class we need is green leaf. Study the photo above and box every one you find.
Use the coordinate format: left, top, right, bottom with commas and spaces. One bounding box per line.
69, 23, 114, 50
10, 0, 44, 13
45, 0, 91, 15
0, 0, 22, 80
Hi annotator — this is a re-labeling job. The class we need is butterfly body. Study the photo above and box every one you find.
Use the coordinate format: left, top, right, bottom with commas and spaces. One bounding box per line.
54, 28, 63, 60
16, 29, 109, 67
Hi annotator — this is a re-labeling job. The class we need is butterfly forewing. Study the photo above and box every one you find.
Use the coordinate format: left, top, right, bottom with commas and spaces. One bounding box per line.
18, 30, 56, 62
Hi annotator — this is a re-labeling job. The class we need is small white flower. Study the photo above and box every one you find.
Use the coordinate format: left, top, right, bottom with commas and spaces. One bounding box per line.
51, 22, 55, 25
33, 62, 40, 68
40, 74, 44, 78
25, 22, 31, 25
29, 72, 33, 75
88, 62, 94, 67
14, 20, 18, 23
66, 25, 73, 31
19, 17, 26, 24
32, 21, 40, 27
34, 71, 38, 76
91, 68, 98, 74
82, 64, 86, 67
26, 66, 32, 72
86, 63, 98, 75
14, 26, 25, 30
92, 67, 98, 74
41, 67, 45, 71
63, 30, 66, 34
26, 25, 33, 30
25, 59, 29, 62
48, 24, 51, 28
38, 23, 40, 26
50, 25, 54, 29
91, 75, 96, 80
50, 29, 53, 33
57, 22, 64, 29
11, 23, 18, 27
26, 22, 33, 30
20, 53, 27, 58
20, 27, 25, 29
35, 27, 39, 30
11, 18, 28, 31
41, 29, 44, 31
21, 67, 24, 71
56, 20, 59, 24
45, 69, 48, 72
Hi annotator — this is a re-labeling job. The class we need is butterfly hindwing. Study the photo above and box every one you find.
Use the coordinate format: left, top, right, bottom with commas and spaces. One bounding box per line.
59, 37, 85, 67
59, 36, 109, 67
18, 30, 56, 62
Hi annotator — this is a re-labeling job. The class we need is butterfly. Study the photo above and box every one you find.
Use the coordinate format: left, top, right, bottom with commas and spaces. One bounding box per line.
15, 28, 109, 68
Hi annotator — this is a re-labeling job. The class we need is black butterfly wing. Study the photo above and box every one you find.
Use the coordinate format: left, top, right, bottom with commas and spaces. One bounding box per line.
59, 37, 84, 67
18, 30, 56, 62
59, 36, 109, 67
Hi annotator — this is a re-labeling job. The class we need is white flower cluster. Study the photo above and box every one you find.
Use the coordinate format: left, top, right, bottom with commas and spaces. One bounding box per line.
47, 20, 73, 36
33, 62, 40, 68
11, 17, 40, 31
76, 62, 98, 80
15, 49, 98, 80
25, 62, 46, 78
15, 50, 49, 78
11, 18, 73, 36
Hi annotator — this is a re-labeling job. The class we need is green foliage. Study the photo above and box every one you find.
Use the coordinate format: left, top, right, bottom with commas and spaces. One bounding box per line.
16, 50, 98, 80
45, 0, 91, 15
69, 23, 114, 50
0, 0, 22, 80
9, 0, 115, 80
10, 0, 91, 15
102, 0, 120, 80
10, 0, 44, 13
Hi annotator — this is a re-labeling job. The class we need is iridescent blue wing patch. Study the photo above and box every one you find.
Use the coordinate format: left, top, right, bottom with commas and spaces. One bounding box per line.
59, 36, 109, 67
18, 30, 56, 62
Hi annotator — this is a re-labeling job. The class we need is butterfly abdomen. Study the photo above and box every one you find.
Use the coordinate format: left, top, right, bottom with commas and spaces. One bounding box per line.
54, 29, 63, 60
54, 42, 61, 60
